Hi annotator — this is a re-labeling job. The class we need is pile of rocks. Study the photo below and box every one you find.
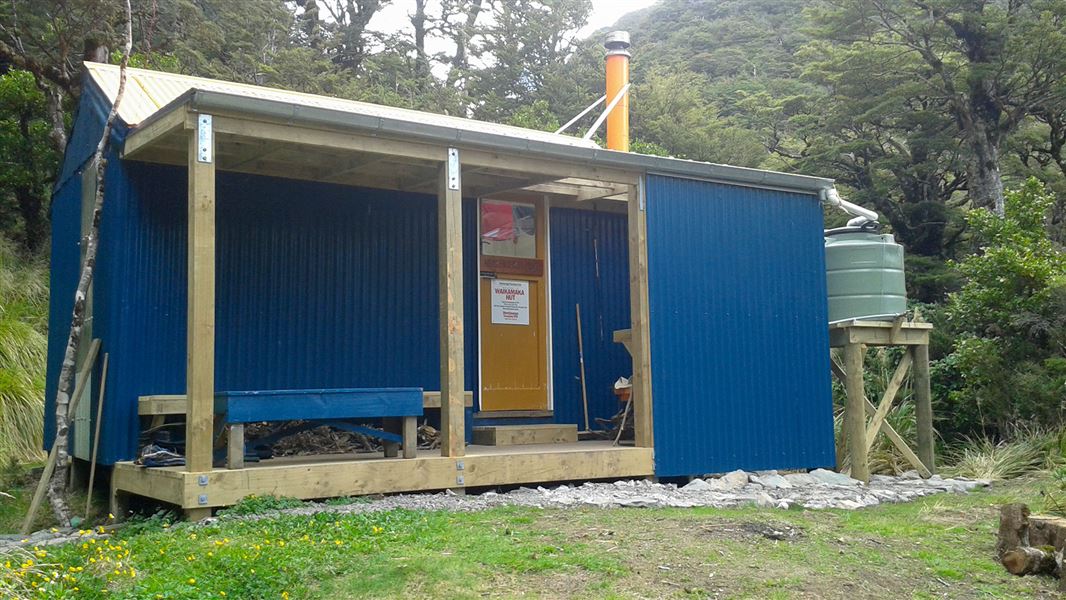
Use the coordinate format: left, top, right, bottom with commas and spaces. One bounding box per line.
496, 469, 990, 511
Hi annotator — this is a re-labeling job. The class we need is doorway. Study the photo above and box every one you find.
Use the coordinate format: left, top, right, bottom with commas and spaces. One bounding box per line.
478, 198, 549, 412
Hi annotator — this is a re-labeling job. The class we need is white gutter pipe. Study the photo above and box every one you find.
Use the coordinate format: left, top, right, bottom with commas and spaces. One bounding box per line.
820, 187, 879, 225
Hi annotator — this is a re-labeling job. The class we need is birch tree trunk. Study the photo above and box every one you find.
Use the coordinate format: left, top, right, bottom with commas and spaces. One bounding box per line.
47, 0, 133, 527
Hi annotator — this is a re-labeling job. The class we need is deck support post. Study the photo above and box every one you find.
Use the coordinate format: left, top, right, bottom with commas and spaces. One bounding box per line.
186, 114, 216, 474
913, 344, 935, 473
439, 147, 465, 458
842, 342, 869, 482
627, 182, 653, 448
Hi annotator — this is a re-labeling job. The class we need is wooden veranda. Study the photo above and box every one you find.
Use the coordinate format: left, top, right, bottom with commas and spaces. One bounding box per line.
110, 98, 656, 518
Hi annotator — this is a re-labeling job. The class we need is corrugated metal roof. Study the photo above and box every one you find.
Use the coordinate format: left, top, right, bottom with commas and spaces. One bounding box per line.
85, 62, 599, 150
85, 62, 836, 195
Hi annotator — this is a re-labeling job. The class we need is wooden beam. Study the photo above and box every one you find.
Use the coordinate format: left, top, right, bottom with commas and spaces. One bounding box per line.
439, 148, 465, 458
461, 148, 640, 186
913, 344, 935, 473
138, 395, 187, 415
211, 115, 444, 163
110, 444, 655, 509
123, 106, 191, 159
863, 351, 912, 452
842, 342, 869, 482
829, 321, 932, 347
186, 114, 216, 473
862, 396, 932, 478
627, 183, 654, 448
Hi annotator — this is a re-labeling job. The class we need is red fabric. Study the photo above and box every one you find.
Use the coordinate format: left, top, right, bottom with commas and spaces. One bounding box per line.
481, 202, 515, 241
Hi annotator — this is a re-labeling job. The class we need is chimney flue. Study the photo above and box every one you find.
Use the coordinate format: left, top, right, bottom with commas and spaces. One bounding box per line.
604, 31, 631, 152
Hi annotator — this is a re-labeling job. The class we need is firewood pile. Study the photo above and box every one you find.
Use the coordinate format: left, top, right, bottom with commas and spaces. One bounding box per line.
997, 503, 1066, 591
243, 420, 443, 456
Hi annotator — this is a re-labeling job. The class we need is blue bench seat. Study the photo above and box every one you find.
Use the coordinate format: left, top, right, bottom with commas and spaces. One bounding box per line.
215, 387, 423, 468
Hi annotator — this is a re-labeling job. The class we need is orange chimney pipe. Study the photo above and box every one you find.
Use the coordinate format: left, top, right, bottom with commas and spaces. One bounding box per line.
604, 31, 631, 152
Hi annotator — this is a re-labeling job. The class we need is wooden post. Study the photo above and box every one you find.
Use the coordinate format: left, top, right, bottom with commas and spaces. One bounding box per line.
438, 147, 465, 458
627, 182, 653, 448
913, 344, 935, 473
843, 342, 869, 482
186, 114, 216, 474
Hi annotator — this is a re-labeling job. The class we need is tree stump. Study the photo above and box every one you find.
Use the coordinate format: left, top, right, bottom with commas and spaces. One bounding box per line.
1002, 546, 1058, 576
997, 503, 1031, 559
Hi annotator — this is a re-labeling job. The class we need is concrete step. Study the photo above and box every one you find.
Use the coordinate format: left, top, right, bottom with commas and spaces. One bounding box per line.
472, 423, 579, 446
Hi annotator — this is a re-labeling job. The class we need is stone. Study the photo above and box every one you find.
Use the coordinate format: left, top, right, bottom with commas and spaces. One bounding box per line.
809, 468, 862, 487
783, 473, 818, 486
718, 470, 749, 490
682, 478, 716, 492
751, 474, 793, 489
754, 492, 776, 508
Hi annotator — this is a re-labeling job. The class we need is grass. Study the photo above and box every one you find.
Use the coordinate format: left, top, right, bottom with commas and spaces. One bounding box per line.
944, 428, 1061, 480
0, 237, 49, 465
0, 477, 1060, 599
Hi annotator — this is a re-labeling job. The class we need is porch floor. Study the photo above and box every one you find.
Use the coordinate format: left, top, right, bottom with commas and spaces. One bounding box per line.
111, 441, 654, 515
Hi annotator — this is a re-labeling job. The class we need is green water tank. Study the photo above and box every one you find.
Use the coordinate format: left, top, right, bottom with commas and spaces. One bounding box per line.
825, 225, 907, 323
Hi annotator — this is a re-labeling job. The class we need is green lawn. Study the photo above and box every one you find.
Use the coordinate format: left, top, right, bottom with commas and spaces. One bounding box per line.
1, 478, 1061, 599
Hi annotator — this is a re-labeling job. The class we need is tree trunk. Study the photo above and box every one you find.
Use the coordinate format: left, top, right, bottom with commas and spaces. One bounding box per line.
1002, 546, 1059, 577
47, 0, 133, 527
967, 119, 1006, 216
998, 503, 1031, 559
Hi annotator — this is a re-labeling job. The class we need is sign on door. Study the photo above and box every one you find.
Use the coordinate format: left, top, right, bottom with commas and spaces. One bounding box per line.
490, 279, 530, 325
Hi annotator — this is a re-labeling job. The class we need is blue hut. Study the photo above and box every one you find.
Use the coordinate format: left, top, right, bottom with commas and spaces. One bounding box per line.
48, 62, 837, 517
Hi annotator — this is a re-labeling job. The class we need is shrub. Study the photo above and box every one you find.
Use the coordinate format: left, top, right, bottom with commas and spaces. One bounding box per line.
0, 237, 48, 463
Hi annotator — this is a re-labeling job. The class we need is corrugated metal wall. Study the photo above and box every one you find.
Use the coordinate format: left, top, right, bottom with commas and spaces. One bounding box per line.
645, 175, 835, 477
548, 207, 631, 428
48, 159, 480, 464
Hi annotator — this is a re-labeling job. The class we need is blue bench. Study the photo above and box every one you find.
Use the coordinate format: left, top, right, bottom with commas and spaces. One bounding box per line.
214, 387, 423, 469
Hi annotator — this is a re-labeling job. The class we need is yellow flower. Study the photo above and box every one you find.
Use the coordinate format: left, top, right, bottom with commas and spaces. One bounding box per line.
220, 592, 227, 597
188, 577, 196, 585
109, 513, 115, 519
282, 593, 289, 599
50, 528, 58, 533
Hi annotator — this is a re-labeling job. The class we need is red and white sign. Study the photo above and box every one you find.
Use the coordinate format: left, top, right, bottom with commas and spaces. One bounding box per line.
490, 279, 529, 325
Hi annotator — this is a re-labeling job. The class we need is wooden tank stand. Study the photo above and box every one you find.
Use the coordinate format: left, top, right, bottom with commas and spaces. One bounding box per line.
829, 319, 934, 482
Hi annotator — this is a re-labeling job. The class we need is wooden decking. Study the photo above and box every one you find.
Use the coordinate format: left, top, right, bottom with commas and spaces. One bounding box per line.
111, 441, 654, 516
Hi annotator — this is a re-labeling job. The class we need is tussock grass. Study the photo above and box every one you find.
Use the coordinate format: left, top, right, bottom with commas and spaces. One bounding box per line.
0, 238, 48, 464
943, 428, 1059, 480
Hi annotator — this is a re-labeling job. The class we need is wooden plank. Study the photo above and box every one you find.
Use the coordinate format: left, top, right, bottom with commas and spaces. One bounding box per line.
439, 148, 465, 457
472, 424, 579, 446
138, 395, 188, 415
144, 392, 467, 412
119, 445, 654, 508
830, 320, 933, 330
626, 183, 654, 448
843, 342, 869, 482
460, 148, 640, 186
122, 106, 191, 159
612, 328, 634, 356
216, 388, 423, 422
421, 391, 473, 408
829, 325, 931, 347
863, 351, 913, 452
227, 424, 244, 469
403, 416, 417, 459
913, 344, 935, 473
186, 116, 216, 473
210, 115, 444, 163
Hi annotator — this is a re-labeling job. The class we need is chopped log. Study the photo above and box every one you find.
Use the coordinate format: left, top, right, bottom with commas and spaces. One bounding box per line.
1030, 515, 1066, 550
997, 503, 1031, 559
1002, 546, 1059, 576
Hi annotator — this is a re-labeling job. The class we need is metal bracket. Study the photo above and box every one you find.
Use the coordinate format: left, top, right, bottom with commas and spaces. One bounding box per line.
198, 474, 209, 486
456, 475, 465, 486
197, 114, 213, 163
198, 494, 208, 506
456, 460, 464, 471
447, 148, 459, 191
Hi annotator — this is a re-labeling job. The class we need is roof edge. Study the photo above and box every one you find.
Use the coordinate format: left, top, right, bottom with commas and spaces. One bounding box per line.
133, 88, 835, 195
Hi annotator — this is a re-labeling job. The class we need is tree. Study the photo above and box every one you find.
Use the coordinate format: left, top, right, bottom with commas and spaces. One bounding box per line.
807, 0, 1066, 216
0, 70, 59, 252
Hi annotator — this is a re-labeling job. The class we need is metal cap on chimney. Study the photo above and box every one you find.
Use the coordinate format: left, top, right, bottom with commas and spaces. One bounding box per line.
604, 31, 631, 56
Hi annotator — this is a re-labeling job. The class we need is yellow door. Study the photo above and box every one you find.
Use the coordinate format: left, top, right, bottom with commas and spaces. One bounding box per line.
479, 199, 549, 411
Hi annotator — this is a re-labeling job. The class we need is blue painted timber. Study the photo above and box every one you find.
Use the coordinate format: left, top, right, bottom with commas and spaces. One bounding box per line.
214, 388, 424, 423
645, 175, 835, 477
